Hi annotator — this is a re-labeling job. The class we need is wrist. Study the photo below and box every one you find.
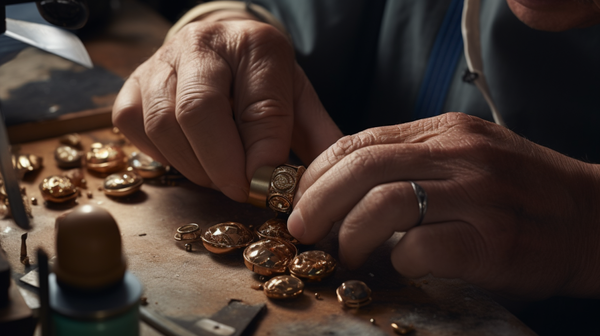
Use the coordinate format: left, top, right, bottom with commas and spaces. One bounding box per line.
165, 1, 289, 42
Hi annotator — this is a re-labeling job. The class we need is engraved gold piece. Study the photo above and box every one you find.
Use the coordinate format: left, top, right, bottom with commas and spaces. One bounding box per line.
268, 164, 305, 213
174, 223, 202, 241
86, 143, 126, 174
248, 164, 305, 214
128, 152, 166, 179
243, 238, 297, 276
263, 275, 304, 299
336, 280, 372, 308
201, 222, 254, 254
13, 154, 43, 179
103, 172, 143, 197
256, 217, 298, 245
55, 145, 82, 168
39, 175, 78, 203
289, 250, 336, 281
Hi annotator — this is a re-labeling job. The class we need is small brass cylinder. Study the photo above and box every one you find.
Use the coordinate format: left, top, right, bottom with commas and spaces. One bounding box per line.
247, 166, 275, 208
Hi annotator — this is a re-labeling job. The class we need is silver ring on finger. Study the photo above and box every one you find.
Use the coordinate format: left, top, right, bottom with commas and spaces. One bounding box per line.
410, 181, 427, 227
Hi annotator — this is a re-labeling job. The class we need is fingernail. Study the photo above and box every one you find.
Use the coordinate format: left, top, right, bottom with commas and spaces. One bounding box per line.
220, 185, 248, 203
288, 208, 305, 239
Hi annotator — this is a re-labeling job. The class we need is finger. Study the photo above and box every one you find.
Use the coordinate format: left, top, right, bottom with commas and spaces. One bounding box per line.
338, 180, 463, 269
296, 113, 494, 202
173, 31, 247, 202
233, 22, 297, 181
297, 122, 433, 200
138, 58, 212, 188
112, 76, 169, 164
391, 221, 483, 280
290, 64, 343, 164
288, 143, 449, 243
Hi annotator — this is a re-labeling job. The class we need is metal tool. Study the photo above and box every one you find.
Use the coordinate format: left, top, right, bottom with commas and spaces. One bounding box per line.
4, 18, 92, 67
37, 249, 51, 336
1, 0, 92, 67
0, 0, 92, 230
141, 301, 266, 336
0, 114, 29, 229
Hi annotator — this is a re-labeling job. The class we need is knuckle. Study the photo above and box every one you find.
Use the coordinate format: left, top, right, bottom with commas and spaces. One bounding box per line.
112, 101, 137, 129
440, 112, 503, 140
144, 103, 175, 139
175, 88, 224, 125
327, 132, 375, 163
239, 98, 290, 123
237, 22, 294, 62
325, 136, 356, 167
244, 22, 290, 50
151, 40, 184, 68
342, 147, 381, 180
348, 184, 398, 223
364, 184, 396, 210
179, 21, 226, 50
175, 93, 206, 123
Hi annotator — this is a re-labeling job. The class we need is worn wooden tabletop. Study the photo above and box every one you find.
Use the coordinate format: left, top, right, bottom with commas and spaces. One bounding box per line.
1, 128, 537, 336
0, 1, 537, 335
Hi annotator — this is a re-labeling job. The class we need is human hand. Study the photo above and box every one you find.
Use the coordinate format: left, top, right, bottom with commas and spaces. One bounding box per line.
288, 112, 600, 299
112, 12, 341, 202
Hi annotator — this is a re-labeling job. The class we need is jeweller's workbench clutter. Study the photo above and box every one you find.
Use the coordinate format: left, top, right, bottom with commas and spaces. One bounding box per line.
23, 131, 169, 209
1, 128, 532, 336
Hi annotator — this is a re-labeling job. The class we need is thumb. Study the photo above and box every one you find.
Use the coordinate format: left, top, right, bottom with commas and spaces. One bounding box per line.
291, 64, 343, 164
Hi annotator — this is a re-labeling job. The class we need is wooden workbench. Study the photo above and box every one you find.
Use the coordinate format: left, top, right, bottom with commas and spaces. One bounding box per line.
1, 128, 537, 336
0, 1, 537, 335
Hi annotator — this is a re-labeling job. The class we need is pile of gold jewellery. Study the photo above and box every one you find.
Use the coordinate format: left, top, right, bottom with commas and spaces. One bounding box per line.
174, 163, 372, 305
39, 132, 168, 205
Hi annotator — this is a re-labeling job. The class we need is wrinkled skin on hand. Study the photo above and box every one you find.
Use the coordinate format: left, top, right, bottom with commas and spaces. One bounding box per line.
289, 113, 600, 300
113, 17, 342, 202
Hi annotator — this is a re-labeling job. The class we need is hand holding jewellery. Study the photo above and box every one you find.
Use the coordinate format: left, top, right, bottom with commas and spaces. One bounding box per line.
248, 164, 305, 214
